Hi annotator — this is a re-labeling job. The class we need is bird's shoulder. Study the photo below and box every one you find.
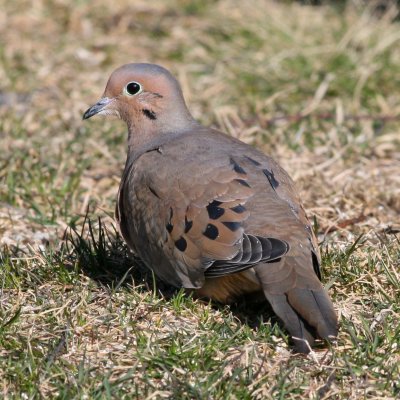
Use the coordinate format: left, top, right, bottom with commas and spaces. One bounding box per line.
130, 127, 290, 190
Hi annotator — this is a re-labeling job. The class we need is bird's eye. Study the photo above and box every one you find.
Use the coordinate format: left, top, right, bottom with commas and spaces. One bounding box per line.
124, 81, 143, 96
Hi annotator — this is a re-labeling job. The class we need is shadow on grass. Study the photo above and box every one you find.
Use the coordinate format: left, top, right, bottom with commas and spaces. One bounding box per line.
63, 214, 285, 340
63, 215, 179, 299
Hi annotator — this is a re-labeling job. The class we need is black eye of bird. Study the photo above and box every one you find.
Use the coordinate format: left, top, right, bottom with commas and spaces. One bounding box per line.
125, 81, 142, 96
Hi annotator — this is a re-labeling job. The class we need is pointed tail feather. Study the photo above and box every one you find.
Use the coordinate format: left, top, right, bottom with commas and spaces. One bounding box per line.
264, 292, 316, 353
255, 260, 338, 353
287, 287, 338, 340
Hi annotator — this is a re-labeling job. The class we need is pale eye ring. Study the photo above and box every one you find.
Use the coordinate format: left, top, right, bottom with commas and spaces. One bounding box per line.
124, 81, 143, 96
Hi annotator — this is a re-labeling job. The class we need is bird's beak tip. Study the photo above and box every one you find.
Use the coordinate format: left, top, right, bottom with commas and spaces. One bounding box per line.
82, 97, 112, 121
82, 110, 91, 120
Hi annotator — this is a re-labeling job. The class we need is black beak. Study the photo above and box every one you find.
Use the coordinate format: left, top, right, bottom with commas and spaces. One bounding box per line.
82, 97, 112, 120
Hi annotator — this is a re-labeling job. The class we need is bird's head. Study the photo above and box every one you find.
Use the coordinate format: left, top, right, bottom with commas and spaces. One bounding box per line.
83, 63, 196, 139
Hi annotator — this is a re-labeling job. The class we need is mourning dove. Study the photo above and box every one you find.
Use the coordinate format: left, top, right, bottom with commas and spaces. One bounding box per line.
83, 63, 338, 353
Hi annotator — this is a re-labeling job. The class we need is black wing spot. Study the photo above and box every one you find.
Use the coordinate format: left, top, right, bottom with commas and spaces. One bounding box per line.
166, 208, 174, 233
207, 201, 225, 219
230, 157, 246, 175
175, 237, 187, 252
184, 216, 193, 233
244, 156, 261, 166
203, 224, 219, 240
142, 109, 157, 120
231, 204, 246, 214
263, 168, 279, 189
235, 179, 251, 188
222, 221, 241, 231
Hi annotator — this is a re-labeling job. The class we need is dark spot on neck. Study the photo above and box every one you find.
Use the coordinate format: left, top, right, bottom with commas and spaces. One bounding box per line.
151, 92, 164, 98
142, 109, 157, 120
145, 146, 162, 154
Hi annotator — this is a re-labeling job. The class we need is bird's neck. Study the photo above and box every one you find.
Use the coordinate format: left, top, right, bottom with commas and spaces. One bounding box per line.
126, 113, 200, 158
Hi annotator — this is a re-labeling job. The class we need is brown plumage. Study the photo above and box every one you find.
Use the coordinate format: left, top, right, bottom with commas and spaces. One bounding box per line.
83, 63, 338, 353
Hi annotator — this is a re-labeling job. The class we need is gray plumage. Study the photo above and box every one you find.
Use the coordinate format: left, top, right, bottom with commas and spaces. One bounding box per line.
83, 63, 338, 352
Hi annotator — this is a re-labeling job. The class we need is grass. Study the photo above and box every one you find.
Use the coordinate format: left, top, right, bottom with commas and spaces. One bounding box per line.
1, 0, 400, 398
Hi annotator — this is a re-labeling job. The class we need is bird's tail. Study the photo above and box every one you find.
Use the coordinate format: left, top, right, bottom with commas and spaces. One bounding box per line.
255, 257, 338, 353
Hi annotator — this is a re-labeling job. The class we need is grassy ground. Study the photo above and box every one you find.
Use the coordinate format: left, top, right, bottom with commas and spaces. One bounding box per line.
1, 0, 399, 398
